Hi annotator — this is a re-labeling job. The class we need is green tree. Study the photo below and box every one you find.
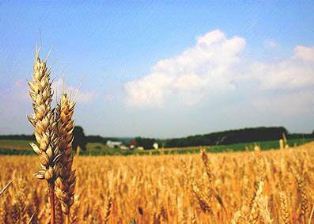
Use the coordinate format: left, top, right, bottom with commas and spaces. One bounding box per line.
73, 126, 87, 152
135, 137, 156, 150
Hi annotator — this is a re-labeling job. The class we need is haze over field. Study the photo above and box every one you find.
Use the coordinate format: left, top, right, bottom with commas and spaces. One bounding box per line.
0, 1, 314, 137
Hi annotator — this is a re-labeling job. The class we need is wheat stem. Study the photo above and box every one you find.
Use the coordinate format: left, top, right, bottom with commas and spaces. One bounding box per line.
309, 205, 314, 224
65, 214, 70, 224
49, 184, 56, 224
0, 180, 12, 196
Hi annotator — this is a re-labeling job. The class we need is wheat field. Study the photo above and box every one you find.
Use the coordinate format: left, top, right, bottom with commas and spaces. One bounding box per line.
3, 52, 310, 224
0, 143, 313, 224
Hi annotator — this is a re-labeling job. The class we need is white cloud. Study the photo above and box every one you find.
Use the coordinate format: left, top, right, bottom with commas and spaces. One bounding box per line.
124, 29, 246, 107
294, 45, 314, 62
124, 29, 314, 121
251, 45, 314, 90
52, 79, 96, 103
252, 90, 314, 117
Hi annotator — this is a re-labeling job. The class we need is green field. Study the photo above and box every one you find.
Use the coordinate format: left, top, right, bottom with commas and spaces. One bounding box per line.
0, 137, 313, 156
0, 139, 31, 150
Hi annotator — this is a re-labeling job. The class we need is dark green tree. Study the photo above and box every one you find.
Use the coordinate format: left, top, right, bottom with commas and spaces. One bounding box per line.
135, 137, 156, 150
72, 126, 87, 152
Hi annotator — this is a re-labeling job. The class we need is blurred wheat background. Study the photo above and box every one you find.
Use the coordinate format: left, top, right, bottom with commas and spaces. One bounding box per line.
1, 143, 313, 224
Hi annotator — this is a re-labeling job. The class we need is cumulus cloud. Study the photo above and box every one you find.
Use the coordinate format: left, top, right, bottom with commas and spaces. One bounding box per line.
251, 45, 314, 90
124, 29, 314, 110
52, 79, 96, 103
124, 30, 246, 107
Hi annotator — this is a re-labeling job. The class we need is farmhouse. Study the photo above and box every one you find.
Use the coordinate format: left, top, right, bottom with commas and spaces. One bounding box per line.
106, 140, 122, 148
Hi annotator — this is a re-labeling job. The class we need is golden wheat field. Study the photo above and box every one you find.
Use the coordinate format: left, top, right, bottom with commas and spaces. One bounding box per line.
0, 143, 313, 224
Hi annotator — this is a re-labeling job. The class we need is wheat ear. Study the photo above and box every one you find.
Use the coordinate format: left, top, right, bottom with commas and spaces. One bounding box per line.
104, 197, 113, 224
279, 191, 290, 224
55, 94, 76, 224
28, 53, 61, 224
248, 181, 264, 224
295, 173, 308, 223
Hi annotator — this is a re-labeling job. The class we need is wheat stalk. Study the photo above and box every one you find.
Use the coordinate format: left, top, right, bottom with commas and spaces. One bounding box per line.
309, 205, 314, 224
200, 148, 213, 184
191, 182, 212, 214
28, 52, 61, 224
295, 172, 308, 223
55, 198, 63, 224
248, 181, 264, 224
104, 197, 112, 224
279, 191, 290, 224
70, 195, 80, 224
55, 94, 76, 224
0, 180, 12, 196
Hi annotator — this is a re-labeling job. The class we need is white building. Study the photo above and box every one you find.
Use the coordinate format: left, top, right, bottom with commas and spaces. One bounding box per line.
120, 145, 129, 150
106, 140, 122, 148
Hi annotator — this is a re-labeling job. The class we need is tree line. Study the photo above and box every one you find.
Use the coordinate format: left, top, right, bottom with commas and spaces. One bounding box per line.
134, 127, 314, 149
1, 126, 313, 150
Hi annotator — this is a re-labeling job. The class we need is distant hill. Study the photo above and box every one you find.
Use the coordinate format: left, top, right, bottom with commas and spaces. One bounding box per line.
164, 126, 291, 148
135, 127, 313, 148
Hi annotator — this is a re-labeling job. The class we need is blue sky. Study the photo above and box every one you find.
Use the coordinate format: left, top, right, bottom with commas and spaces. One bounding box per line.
0, 1, 314, 137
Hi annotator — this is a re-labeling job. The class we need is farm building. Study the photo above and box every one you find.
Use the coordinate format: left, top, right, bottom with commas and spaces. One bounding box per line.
106, 140, 122, 148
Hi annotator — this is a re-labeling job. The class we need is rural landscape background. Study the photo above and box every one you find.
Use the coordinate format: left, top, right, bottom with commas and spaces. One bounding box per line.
1, 1, 314, 224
